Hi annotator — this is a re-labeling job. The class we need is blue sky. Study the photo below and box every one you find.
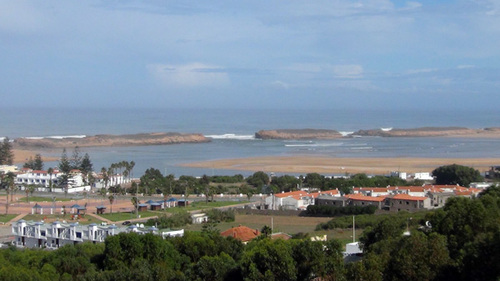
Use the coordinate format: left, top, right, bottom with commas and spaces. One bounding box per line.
1, 0, 499, 110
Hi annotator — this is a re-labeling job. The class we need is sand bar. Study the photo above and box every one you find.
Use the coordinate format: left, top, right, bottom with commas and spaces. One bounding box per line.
12, 149, 58, 165
182, 156, 500, 175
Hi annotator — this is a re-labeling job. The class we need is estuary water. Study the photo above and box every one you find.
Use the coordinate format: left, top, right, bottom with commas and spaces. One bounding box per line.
1, 107, 499, 177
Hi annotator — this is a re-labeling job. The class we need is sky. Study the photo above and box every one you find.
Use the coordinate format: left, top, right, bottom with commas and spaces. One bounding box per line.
1, 0, 500, 110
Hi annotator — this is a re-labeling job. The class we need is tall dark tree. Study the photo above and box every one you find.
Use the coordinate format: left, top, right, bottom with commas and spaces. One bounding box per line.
23, 154, 44, 170
432, 164, 483, 186
58, 149, 71, 174
80, 153, 93, 175
70, 146, 82, 170
0, 138, 14, 165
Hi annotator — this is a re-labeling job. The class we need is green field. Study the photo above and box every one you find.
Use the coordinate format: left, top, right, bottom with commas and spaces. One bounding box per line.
183, 213, 362, 243
18, 196, 72, 203
0, 214, 18, 223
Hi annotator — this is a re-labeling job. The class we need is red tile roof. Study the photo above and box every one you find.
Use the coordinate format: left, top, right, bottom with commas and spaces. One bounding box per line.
274, 190, 309, 198
345, 194, 386, 202
220, 225, 260, 242
392, 194, 428, 201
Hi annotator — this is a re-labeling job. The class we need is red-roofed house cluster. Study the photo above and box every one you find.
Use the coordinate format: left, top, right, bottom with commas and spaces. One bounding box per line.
265, 185, 482, 212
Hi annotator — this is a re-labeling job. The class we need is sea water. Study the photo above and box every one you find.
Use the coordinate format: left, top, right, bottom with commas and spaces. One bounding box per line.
1, 107, 499, 177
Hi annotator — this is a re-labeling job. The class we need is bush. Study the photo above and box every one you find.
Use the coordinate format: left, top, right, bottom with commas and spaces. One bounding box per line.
306, 205, 377, 217
206, 209, 235, 223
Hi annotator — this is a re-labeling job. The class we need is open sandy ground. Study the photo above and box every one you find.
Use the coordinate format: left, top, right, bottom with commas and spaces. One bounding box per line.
182, 156, 500, 175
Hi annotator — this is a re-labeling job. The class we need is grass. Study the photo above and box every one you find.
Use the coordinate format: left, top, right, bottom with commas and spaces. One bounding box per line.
99, 211, 159, 222
164, 200, 249, 214
18, 196, 72, 203
184, 213, 364, 247
21, 214, 103, 225
0, 214, 18, 223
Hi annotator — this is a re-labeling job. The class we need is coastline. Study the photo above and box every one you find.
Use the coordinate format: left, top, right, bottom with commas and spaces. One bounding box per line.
181, 156, 500, 175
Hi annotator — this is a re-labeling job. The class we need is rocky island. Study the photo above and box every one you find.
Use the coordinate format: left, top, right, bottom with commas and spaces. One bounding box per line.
255, 129, 343, 140
353, 127, 500, 137
14, 132, 210, 149
254, 127, 500, 140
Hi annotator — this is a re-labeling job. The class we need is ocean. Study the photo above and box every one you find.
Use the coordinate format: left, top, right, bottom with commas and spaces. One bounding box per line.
1, 107, 499, 177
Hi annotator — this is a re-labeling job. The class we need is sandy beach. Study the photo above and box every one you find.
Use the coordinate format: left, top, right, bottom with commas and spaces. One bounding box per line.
12, 149, 58, 165
182, 156, 500, 175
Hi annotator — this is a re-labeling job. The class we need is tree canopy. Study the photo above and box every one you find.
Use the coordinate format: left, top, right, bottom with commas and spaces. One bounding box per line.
432, 164, 483, 186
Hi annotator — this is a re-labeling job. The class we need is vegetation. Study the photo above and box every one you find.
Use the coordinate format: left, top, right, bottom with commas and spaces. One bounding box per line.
0, 137, 14, 165
23, 154, 44, 170
432, 164, 483, 186
3, 185, 500, 280
306, 204, 377, 217
146, 211, 192, 229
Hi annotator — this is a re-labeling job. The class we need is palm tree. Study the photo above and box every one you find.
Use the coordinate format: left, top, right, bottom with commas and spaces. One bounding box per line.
108, 195, 115, 214
47, 167, 54, 192
25, 184, 36, 203
2, 173, 15, 214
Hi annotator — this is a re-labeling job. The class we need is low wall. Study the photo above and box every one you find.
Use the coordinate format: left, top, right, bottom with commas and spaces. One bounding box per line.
236, 209, 306, 216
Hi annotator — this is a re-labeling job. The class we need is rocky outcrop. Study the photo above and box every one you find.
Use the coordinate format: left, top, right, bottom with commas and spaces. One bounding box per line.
255, 129, 343, 140
352, 127, 500, 137
14, 132, 210, 148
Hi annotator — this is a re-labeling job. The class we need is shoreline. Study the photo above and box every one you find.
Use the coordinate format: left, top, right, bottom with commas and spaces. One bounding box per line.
181, 156, 500, 175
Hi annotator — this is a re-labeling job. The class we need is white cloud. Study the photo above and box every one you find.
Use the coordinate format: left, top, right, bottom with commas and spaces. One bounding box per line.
148, 63, 230, 88
271, 80, 290, 89
331, 64, 364, 79
457, 65, 475, 69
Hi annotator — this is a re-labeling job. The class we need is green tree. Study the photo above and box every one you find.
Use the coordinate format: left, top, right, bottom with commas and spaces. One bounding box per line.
240, 239, 297, 281
304, 173, 325, 189
58, 149, 71, 174
0, 137, 14, 165
108, 194, 115, 214
246, 171, 270, 189
1, 172, 15, 214
432, 164, 483, 186
47, 167, 54, 192
23, 153, 44, 170
192, 252, 238, 281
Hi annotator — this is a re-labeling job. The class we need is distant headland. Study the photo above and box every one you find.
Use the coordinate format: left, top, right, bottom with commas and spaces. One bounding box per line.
13, 132, 210, 149
255, 127, 500, 140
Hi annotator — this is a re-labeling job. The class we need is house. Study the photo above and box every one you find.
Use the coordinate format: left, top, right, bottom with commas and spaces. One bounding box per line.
220, 225, 260, 243
12, 220, 184, 249
271, 232, 292, 240
315, 194, 349, 207
191, 213, 209, 224
345, 194, 387, 209
388, 194, 431, 212
265, 190, 316, 210
15, 168, 91, 193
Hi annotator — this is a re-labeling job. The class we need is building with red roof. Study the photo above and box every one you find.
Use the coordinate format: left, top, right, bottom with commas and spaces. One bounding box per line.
388, 194, 431, 212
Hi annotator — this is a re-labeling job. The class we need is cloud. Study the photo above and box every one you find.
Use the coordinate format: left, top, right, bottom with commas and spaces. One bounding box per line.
148, 63, 230, 88
271, 80, 290, 90
331, 64, 364, 79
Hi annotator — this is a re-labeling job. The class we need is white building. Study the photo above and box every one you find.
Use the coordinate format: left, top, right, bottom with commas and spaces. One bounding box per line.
12, 220, 184, 249
15, 168, 90, 193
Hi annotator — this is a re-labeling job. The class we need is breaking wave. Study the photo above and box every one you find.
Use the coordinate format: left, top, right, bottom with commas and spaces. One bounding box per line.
205, 134, 255, 140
